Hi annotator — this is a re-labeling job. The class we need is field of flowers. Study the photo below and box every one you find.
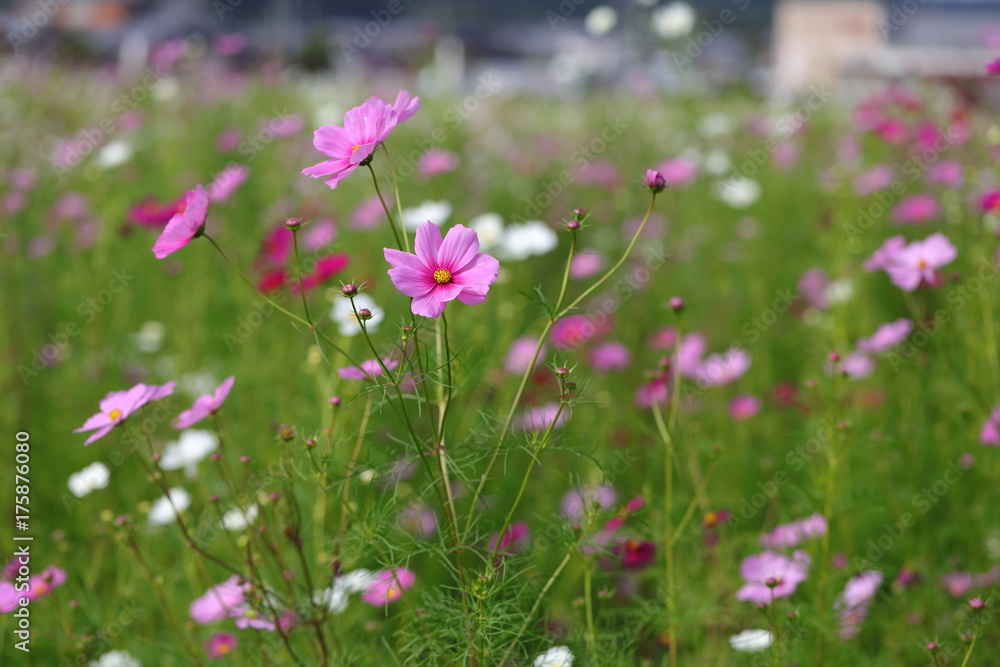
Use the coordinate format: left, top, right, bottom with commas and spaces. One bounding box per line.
2, 49, 1000, 666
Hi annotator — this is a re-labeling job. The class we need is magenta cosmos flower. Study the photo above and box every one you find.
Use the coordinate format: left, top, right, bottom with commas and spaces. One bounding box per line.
736, 550, 811, 606
75, 382, 176, 445
987, 56, 1000, 75
303, 92, 418, 190
384, 222, 499, 318
190, 575, 248, 624
174, 376, 235, 429
883, 233, 957, 291
152, 185, 209, 259
361, 568, 415, 606
205, 632, 238, 660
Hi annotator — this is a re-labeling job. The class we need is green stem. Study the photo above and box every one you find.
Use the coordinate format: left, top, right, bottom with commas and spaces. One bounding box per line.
366, 161, 405, 252
959, 616, 982, 667
584, 563, 596, 647
378, 142, 410, 253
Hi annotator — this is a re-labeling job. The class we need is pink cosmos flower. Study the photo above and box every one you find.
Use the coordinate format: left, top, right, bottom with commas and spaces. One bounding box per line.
590, 342, 631, 372
697, 348, 751, 386
205, 632, 239, 659
840, 352, 876, 379
980, 405, 1000, 445
760, 513, 827, 549
634, 374, 669, 410
657, 157, 698, 187
304, 219, 337, 251
615, 539, 656, 570
986, 56, 1000, 75
129, 195, 186, 228
516, 403, 567, 432
291, 254, 349, 293
190, 576, 248, 625
736, 550, 811, 606
853, 165, 894, 196
339, 358, 399, 380
863, 235, 907, 272
838, 570, 883, 610
884, 233, 957, 291
925, 160, 963, 187
940, 571, 974, 597
384, 222, 499, 318
677, 332, 708, 378
857, 319, 912, 354
551, 314, 606, 350
24, 565, 66, 602
562, 485, 617, 520
152, 185, 209, 259
75, 382, 177, 445
418, 148, 460, 177
255, 227, 293, 271
398, 504, 438, 537
890, 193, 939, 225
0, 583, 18, 613
267, 114, 304, 139
392, 90, 421, 123
352, 195, 390, 229
980, 189, 1000, 215
174, 376, 235, 429
361, 568, 415, 606
729, 394, 761, 421
216, 127, 242, 153
569, 252, 606, 279
207, 164, 249, 203
302, 96, 401, 189
504, 336, 547, 374
488, 521, 531, 559
798, 268, 830, 310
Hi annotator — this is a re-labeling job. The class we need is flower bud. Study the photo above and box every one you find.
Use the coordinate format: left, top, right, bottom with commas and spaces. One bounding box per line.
566, 219, 581, 231
358, 308, 373, 320
669, 297, 684, 312
645, 169, 667, 194
329, 395, 341, 406
284, 217, 303, 231
555, 366, 570, 377
341, 283, 358, 297
828, 351, 841, 363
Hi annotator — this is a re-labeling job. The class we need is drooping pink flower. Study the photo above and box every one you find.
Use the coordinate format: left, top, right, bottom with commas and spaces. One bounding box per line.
562, 485, 617, 520
361, 568, 415, 606
392, 90, 420, 123
207, 164, 249, 203
302, 97, 399, 189
504, 336, 547, 374
590, 342, 631, 372
760, 513, 827, 549
697, 348, 751, 387
129, 195, 186, 228
75, 382, 177, 445
205, 632, 239, 659
291, 254, 349, 292
890, 193, 939, 225
729, 394, 761, 421
384, 222, 499, 318
488, 521, 531, 559
152, 185, 209, 259
857, 319, 912, 354
736, 550, 811, 606
174, 376, 235, 429
190, 576, 248, 624
303, 218, 337, 251
338, 358, 399, 380
418, 148, 460, 177
883, 233, 958, 291
863, 235, 907, 272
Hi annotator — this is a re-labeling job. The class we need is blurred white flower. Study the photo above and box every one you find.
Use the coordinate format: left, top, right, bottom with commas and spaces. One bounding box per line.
152, 76, 180, 103
221, 504, 259, 531
497, 221, 558, 260
534, 645, 574, 666
729, 629, 774, 652
652, 2, 696, 39
148, 488, 191, 525
824, 278, 855, 305
331, 293, 383, 337
703, 148, 732, 175
585, 6, 618, 35
68, 462, 111, 498
159, 430, 218, 479
717, 177, 760, 209
314, 569, 375, 613
698, 113, 734, 138
180, 371, 217, 397
90, 651, 141, 667
469, 212, 505, 251
401, 200, 452, 229
94, 139, 133, 169
130, 320, 165, 354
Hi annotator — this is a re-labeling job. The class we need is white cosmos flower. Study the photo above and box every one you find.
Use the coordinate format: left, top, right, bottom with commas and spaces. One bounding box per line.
130, 320, 165, 354
469, 212, 505, 251
497, 221, 558, 260
94, 139, 133, 169
330, 293, 383, 337
717, 177, 761, 209
824, 278, 855, 305
652, 2, 696, 39
401, 200, 452, 229
90, 651, 142, 667
698, 112, 734, 138
534, 645, 574, 666
221, 504, 259, 531
314, 569, 375, 613
585, 6, 618, 35
703, 148, 732, 175
148, 488, 191, 526
729, 629, 774, 652
159, 430, 218, 479
68, 462, 111, 498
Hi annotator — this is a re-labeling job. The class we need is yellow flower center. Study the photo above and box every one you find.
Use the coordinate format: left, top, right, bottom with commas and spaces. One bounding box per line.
433, 268, 452, 284
351, 144, 360, 154
917, 259, 927, 269
108, 409, 122, 421
34, 581, 49, 596
386, 585, 401, 601
217, 642, 232, 655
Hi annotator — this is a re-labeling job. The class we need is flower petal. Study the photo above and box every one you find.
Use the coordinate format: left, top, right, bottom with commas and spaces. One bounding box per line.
414, 221, 443, 266
437, 224, 479, 271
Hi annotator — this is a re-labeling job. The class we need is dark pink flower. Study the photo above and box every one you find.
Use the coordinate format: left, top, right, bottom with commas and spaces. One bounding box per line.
303, 97, 399, 189
736, 550, 811, 606
657, 157, 697, 187
980, 405, 1000, 445
207, 164, 249, 203
129, 195, 185, 228
291, 254, 349, 292
384, 222, 499, 318
75, 382, 177, 445
205, 632, 238, 659
980, 189, 1000, 215
152, 185, 209, 259
986, 56, 1000, 75
361, 568, 415, 606
174, 376, 235, 429
615, 539, 656, 570
728, 394, 761, 421
488, 521, 531, 558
